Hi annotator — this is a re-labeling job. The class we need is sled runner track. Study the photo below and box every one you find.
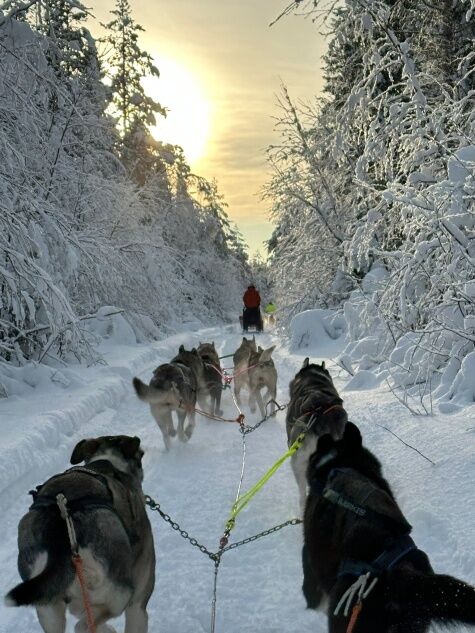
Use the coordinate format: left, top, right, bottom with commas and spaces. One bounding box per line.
142, 397, 304, 633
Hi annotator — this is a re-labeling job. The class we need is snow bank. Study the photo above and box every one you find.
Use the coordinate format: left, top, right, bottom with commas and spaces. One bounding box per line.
289, 309, 346, 356
289, 269, 475, 413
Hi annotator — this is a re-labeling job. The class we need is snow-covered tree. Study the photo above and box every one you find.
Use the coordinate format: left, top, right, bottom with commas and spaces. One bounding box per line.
0, 12, 248, 373
101, 0, 164, 135
267, 0, 475, 398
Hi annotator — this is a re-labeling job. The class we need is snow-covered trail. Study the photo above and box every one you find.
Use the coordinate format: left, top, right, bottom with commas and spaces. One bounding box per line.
0, 325, 474, 633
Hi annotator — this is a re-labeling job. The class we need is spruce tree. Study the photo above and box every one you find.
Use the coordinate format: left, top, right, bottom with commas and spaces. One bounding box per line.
101, 0, 165, 135
33, 0, 96, 78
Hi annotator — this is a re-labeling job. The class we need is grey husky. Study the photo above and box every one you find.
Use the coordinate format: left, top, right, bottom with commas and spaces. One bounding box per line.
248, 345, 278, 417
133, 345, 207, 449
197, 341, 223, 415
5, 435, 155, 633
286, 359, 347, 511
232, 336, 257, 408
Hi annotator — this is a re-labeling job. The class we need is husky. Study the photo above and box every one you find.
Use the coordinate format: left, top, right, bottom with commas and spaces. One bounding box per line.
133, 346, 204, 449
5, 435, 155, 633
286, 359, 347, 510
232, 336, 257, 408
248, 345, 277, 417
302, 422, 475, 633
197, 341, 223, 416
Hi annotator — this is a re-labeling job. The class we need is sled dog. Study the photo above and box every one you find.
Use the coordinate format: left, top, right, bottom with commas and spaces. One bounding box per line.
232, 336, 257, 408
5, 435, 155, 633
302, 422, 475, 633
133, 345, 205, 449
286, 359, 347, 510
248, 345, 277, 417
197, 341, 223, 416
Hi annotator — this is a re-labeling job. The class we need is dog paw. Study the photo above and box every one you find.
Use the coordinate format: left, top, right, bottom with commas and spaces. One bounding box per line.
184, 426, 194, 439
168, 427, 177, 437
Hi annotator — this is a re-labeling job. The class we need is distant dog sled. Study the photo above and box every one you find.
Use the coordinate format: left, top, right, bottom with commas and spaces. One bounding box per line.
240, 307, 264, 332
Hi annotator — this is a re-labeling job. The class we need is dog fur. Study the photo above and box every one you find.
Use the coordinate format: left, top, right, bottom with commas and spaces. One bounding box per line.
133, 345, 207, 449
197, 341, 223, 416
248, 345, 277, 417
232, 336, 257, 408
286, 359, 347, 510
5, 435, 155, 633
133, 361, 196, 450
302, 422, 475, 633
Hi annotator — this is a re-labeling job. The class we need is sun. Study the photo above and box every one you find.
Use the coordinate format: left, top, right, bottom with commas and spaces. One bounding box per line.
142, 56, 211, 166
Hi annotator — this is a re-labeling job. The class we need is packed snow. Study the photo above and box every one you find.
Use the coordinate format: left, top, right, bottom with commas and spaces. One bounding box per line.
0, 320, 474, 633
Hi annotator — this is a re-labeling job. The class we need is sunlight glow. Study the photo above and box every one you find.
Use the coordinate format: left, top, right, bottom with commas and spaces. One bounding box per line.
143, 56, 211, 166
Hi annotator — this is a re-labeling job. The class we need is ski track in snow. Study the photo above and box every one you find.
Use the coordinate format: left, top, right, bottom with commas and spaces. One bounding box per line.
0, 325, 474, 633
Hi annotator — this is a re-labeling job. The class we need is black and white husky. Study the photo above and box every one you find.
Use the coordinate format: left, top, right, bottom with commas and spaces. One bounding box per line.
5, 435, 155, 633
286, 359, 347, 510
302, 422, 475, 633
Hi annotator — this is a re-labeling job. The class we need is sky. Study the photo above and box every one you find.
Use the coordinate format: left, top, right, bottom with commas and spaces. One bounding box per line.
88, 1, 327, 255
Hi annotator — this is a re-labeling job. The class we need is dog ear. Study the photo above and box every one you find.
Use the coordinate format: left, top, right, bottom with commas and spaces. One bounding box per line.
212, 341, 215, 349
260, 345, 275, 362
192, 348, 199, 356
119, 436, 141, 458
302, 358, 310, 369
321, 361, 325, 370
316, 433, 334, 455
179, 344, 185, 353
70, 438, 100, 465
343, 422, 362, 448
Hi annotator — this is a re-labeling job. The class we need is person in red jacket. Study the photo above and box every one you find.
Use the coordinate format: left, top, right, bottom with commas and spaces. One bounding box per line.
243, 284, 261, 309
241, 285, 263, 331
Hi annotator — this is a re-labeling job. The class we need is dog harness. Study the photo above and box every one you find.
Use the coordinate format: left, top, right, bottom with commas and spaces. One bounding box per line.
29, 462, 140, 543
310, 467, 418, 574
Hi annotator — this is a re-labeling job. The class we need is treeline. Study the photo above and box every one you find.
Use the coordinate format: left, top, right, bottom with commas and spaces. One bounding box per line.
268, 0, 475, 389
0, 0, 248, 366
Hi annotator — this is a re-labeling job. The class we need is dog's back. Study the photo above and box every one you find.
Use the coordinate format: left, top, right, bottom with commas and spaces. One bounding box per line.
247, 345, 278, 416
172, 345, 205, 393
303, 423, 475, 632
10, 470, 137, 608
6, 436, 155, 632
197, 342, 223, 415
286, 359, 347, 444
287, 359, 347, 510
233, 336, 256, 365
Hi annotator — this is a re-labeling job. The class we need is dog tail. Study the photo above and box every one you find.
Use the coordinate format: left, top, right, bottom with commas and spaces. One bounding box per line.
133, 377, 162, 403
5, 515, 74, 606
394, 568, 475, 625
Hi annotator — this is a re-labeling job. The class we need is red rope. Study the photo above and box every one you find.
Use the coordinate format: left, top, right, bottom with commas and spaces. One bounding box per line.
347, 602, 362, 633
303, 403, 345, 418
193, 407, 243, 424
72, 554, 96, 633
207, 362, 261, 383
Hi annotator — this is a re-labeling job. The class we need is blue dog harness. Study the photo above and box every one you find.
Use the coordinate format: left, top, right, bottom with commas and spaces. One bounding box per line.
311, 467, 418, 578
338, 533, 417, 578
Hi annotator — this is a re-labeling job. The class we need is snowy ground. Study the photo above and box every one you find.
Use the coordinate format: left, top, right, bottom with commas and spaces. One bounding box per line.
0, 324, 474, 633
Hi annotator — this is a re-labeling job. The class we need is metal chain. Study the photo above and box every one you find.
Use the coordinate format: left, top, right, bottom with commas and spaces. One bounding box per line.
144, 495, 219, 561
243, 400, 288, 435
221, 517, 302, 553
145, 494, 302, 558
